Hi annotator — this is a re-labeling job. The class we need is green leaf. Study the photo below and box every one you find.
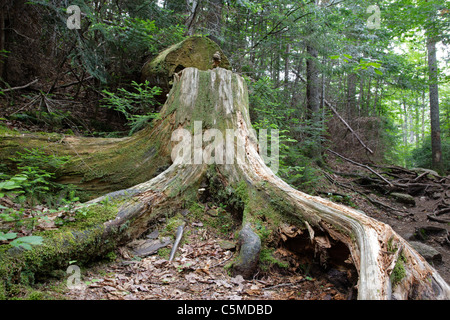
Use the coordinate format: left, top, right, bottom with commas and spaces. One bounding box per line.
0, 232, 17, 241
329, 55, 340, 59
10, 235, 44, 250
374, 69, 383, 76
343, 54, 353, 59
0, 181, 21, 190
368, 62, 382, 68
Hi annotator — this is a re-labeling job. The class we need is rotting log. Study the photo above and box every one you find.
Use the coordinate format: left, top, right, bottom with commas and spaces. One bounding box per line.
1, 67, 449, 300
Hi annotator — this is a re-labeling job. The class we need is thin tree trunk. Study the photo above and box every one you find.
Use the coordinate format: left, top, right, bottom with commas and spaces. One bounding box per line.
0, 8, 5, 79
347, 72, 357, 120
306, 44, 321, 159
427, 36, 443, 173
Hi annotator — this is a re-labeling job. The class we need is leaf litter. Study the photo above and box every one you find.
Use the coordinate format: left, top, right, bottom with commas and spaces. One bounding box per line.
63, 223, 347, 300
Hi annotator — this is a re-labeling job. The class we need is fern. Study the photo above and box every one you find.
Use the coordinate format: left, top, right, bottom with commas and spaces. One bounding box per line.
101, 81, 161, 135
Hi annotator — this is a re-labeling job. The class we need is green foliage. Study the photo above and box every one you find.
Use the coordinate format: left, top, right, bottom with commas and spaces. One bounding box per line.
259, 248, 289, 272
247, 76, 322, 190
391, 254, 407, 286
0, 149, 80, 251
407, 137, 450, 173
0, 232, 43, 251
29, 0, 185, 85
1, 148, 76, 206
101, 81, 162, 135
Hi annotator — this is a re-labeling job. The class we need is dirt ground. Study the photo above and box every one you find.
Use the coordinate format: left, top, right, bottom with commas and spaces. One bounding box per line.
323, 154, 450, 285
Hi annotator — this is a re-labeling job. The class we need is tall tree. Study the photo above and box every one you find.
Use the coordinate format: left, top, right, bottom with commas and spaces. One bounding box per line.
426, 2, 443, 172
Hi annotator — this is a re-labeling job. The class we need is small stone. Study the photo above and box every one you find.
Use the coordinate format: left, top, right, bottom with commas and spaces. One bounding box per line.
146, 230, 159, 239
218, 240, 236, 250
130, 237, 172, 257
390, 192, 415, 205
232, 223, 261, 279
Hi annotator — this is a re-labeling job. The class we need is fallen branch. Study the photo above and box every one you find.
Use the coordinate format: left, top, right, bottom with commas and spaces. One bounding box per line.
323, 99, 374, 154
293, 71, 374, 154
1, 79, 38, 92
52, 76, 94, 90
327, 149, 393, 187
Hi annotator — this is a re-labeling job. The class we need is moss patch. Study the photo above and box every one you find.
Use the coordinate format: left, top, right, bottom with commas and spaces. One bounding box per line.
0, 200, 124, 299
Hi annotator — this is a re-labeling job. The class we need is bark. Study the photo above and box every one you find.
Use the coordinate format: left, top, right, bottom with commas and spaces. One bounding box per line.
347, 72, 357, 119
427, 36, 443, 173
0, 7, 5, 79
306, 44, 321, 159
1, 67, 449, 300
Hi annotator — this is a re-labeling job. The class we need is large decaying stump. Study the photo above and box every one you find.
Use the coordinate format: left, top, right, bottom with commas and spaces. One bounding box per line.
1, 66, 449, 300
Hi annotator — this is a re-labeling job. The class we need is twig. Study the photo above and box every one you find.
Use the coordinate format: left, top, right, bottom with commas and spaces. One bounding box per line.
1, 79, 38, 92
263, 280, 305, 291
52, 76, 94, 90
210, 253, 234, 268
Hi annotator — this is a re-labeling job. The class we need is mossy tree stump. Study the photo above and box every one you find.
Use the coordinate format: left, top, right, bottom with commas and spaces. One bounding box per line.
1, 64, 449, 299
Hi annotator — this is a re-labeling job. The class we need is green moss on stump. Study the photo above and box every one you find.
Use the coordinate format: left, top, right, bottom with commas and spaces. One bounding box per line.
141, 35, 232, 96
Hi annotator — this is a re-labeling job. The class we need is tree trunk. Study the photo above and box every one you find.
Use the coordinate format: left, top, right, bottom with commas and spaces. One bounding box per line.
0, 7, 5, 79
1, 67, 449, 300
347, 72, 357, 119
426, 36, 443, 173
306, 44, 321, 160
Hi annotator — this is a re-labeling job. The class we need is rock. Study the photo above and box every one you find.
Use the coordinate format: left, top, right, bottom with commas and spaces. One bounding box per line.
146, 229, 159, 239
218, 240, 236, 250
409, 241, 442, 263
390, 192, 415, 205
410, 168, 440, 177
432, 192, 441, 200
232, 223, 261, 279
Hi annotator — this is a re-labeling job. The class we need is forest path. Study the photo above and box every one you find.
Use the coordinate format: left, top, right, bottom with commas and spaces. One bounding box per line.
323, 153, 450, 285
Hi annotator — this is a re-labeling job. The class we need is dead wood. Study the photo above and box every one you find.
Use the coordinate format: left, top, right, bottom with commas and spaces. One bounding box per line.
1, 78, 38, 92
